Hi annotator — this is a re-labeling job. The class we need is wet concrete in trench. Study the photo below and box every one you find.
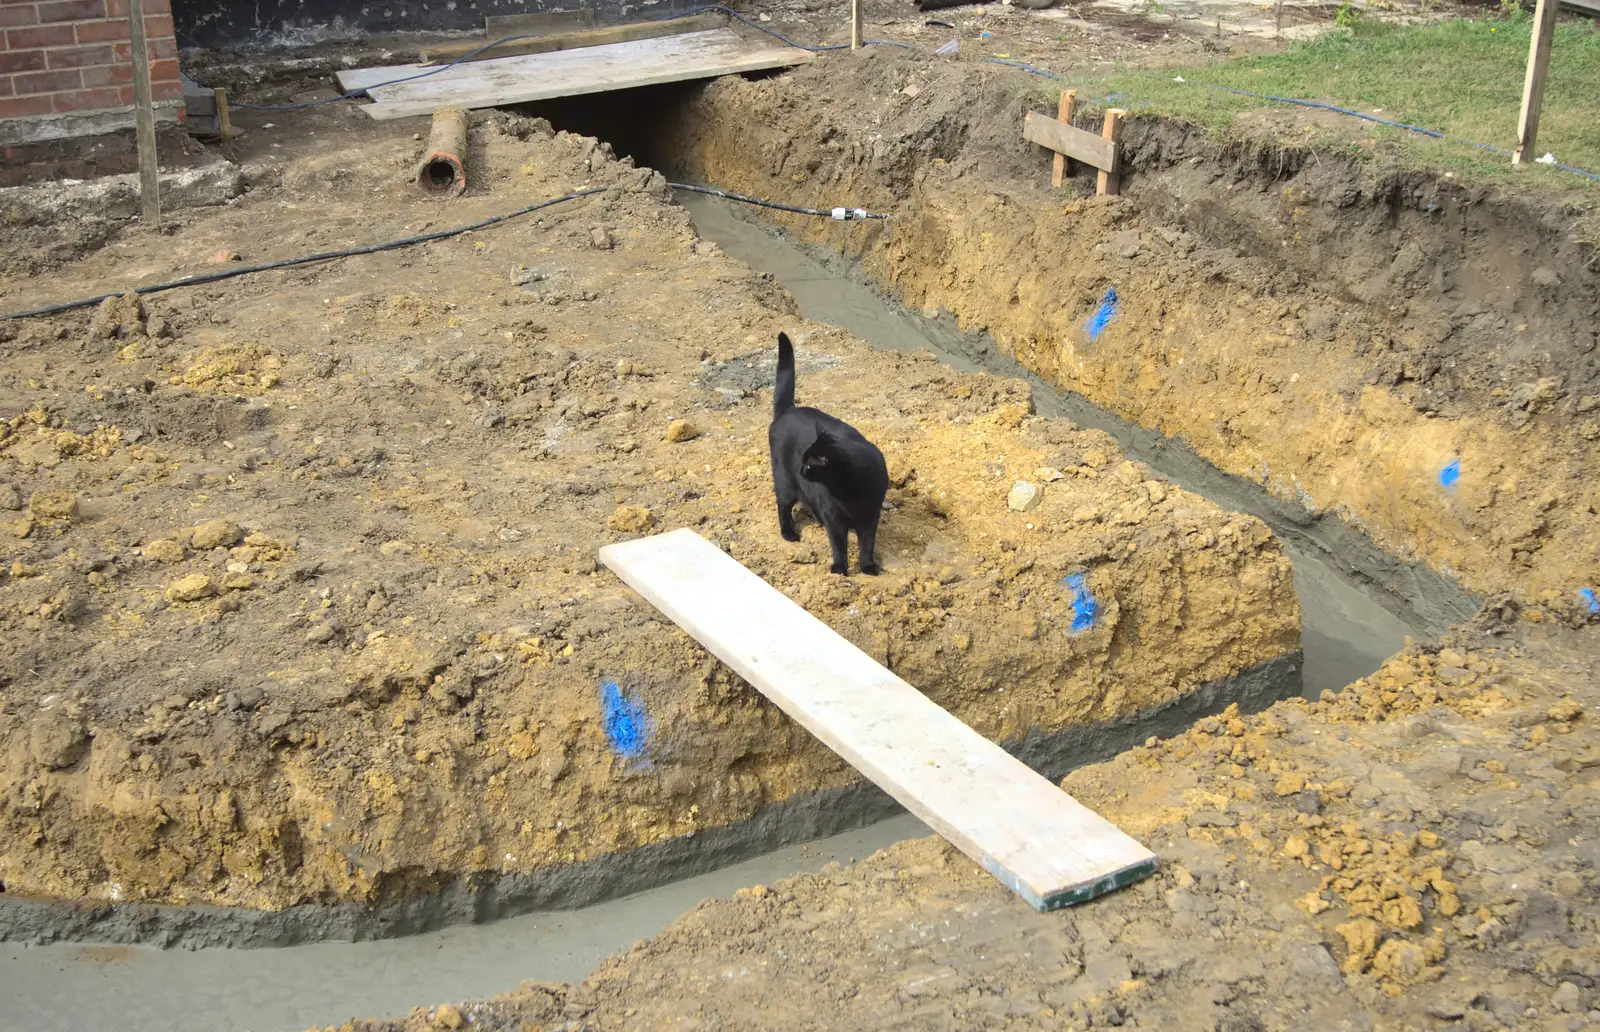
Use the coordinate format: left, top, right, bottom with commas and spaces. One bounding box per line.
2, 195, 1415, 1032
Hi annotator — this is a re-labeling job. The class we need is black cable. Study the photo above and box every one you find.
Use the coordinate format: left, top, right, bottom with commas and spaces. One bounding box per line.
1, 183, 888, 322
667, 182, 888, 220
0, 187, 606, 322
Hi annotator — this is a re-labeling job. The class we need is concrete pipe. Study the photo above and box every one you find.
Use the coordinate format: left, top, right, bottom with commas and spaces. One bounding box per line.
415, 106, 469, 197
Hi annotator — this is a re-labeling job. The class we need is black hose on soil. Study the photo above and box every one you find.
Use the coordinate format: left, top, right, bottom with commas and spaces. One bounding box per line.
0, 184, 890, 323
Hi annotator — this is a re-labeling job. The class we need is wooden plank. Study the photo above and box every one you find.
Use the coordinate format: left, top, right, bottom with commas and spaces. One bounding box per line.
483, 8, 595, 37
415, 12, 728, 67
127, 0, 160, 229
1514, 0, 1559, 165
598, 529, 1159, 911
1097, 109, 1127, 196
1024, 110, 1117, 173
1051, 89, 1078, 188
216, 88, 234, 142
362, 30, 813, 121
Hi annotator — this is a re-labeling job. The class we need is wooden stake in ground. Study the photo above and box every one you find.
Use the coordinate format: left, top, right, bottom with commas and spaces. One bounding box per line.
1051, 89, 1078, 188
851, 0, 863, 49
1097, 109, 1127, 196
1514, 0, 1559, 165
1023, 102, 1124, 195
128, 0, 160, 230
215, 88, 234, 143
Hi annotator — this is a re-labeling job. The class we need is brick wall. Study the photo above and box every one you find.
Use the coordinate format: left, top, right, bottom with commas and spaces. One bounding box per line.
0, 0, 181, 125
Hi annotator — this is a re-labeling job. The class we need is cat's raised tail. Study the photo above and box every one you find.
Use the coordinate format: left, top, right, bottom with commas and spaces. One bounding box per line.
775, 332, 796, 415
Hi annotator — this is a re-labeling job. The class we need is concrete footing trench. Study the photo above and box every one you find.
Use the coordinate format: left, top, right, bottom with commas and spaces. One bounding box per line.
1, 30, 1597, 1032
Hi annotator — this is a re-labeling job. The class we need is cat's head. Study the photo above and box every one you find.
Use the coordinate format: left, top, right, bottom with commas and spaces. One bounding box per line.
800, 429, 843, 483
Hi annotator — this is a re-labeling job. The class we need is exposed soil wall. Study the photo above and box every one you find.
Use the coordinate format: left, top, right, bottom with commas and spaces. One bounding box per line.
0, 117, 1298, 926
653, 51, 1600, 605
339, 619, 1600, 1032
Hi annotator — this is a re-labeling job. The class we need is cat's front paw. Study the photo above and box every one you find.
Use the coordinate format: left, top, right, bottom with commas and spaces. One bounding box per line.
781, 528, 801, 542
829, 562, 849, 575
859, 562, 881, 576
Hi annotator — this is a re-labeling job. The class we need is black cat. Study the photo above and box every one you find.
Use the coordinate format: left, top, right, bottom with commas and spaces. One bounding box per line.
768, 332, 889, 576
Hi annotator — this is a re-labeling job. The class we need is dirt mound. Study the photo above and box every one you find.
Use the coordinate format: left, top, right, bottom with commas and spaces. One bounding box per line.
0, 117, 1298, 920
657, 52, 1600, 603
329, 620, 1600, 1032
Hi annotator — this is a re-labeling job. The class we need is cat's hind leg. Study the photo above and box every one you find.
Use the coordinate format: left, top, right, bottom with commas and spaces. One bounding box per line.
856, 509, 882, 576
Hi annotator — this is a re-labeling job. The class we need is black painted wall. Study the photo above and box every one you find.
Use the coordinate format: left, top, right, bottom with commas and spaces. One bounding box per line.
173, 0, 701, 48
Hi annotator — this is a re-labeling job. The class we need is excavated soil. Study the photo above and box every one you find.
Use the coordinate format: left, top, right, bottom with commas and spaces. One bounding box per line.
293, 29, 1600, 1032
333, 618, 1600, 1032
640, 48, 1600, 605
0, 116, 1299, 928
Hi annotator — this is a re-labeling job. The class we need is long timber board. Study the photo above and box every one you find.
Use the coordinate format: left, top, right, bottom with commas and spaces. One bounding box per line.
598, 528, 1159, 911
340, 29, 811, 121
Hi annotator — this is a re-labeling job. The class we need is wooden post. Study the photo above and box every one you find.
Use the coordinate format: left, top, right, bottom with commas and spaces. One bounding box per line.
215, 88, 233, 142
128, 0, 160, 229
1051, 89, 1078, 188
1096, 109, 1126, 196
1514, 0, 1559, 165
851, 0, 863, 49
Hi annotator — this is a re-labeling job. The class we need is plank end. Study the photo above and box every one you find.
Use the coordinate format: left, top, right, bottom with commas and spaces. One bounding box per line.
984, 853, 1160, 912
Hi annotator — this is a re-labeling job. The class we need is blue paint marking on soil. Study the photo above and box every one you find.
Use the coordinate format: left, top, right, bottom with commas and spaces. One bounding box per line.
1439, 459, 1461, 490
1084, 287, 1119, 342
1063, 573, 1098, 633
1583, 588, 1600, 615
600, 680, 650, 759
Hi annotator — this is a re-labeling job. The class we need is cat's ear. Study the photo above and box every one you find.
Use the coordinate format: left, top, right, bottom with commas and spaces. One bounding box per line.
778, 331, 791, 347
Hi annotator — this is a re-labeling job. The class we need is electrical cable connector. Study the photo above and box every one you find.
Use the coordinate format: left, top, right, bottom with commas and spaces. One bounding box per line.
831, 207, 870, 221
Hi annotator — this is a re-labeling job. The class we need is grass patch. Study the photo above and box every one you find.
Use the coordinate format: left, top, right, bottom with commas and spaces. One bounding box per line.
1067, 15, 1600, 193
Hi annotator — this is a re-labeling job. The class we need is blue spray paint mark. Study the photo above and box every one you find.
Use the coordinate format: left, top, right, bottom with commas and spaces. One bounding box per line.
1084, 287, 1119, 342
1582, 588, 1599, 615
1439, 459, 1461, 490
1063, 573, 1099, 633
600, 680, 650, 759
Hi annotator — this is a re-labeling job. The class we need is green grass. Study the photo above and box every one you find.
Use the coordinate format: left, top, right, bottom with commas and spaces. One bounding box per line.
1070, 15, 1600, 193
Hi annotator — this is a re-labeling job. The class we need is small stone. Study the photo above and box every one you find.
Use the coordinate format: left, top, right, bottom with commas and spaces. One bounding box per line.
144, 539, 187, 563
1033, 467, 1064, 482
1282, 836, 1310, 859
191, 518, 243, 550
305, 623, 337, 644
222, 572, 257, 591
1144, 480, 1167, 504
8, 518, 33, 538
607, 506, 656, 534
590, 226, 614, 250
434, 1002, 465, 1030
1549, 699, 1584, 723
30, 709, 89, 770
146, 315, 174, 340
1417, 829, 1442, 849
1274, 771, 1307, 796
1070, 505, 1099, 523
29, 491, 77, 522
1297, 891, 1331, 915
0, 484, 21, 511
664, 419, 699, 443
1007, 481, 1041, 512
165, 573, 218, 603
1554, 982, 1582, 1013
